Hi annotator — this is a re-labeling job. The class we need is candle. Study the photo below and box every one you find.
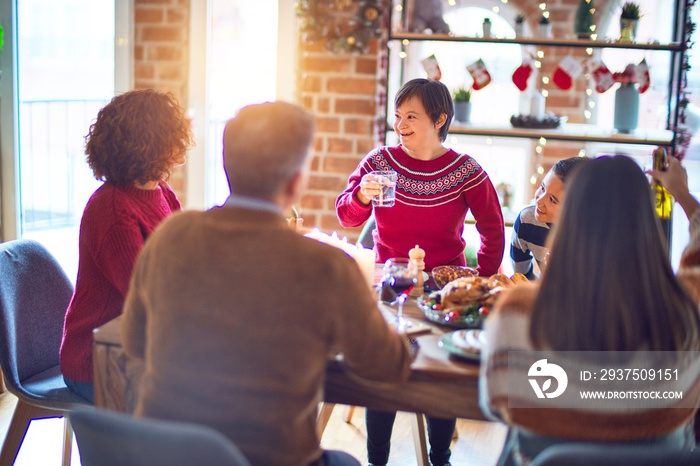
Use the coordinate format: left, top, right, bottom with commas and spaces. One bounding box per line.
304, 229, 376, 287
354, 247, 376, 287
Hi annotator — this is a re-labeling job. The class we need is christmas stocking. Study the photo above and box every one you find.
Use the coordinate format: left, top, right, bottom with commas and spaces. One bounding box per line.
637, 59, 651, 94
552, 55, 583, 90
587, 58, 615, 93
512, 60, 535, 91
421, 54, 442, 81
467, 59, 491, 91
588, 59, 615, 93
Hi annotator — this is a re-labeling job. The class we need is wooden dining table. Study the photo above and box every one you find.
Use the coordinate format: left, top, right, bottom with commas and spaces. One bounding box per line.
93, 298, 484, 418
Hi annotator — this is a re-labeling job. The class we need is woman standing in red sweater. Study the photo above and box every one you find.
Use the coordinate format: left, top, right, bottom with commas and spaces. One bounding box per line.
59, 89, 193, 403
337, 78, 505, 466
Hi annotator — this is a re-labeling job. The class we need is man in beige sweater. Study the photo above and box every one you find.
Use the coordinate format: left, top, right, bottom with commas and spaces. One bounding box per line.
121, 101, 412, 466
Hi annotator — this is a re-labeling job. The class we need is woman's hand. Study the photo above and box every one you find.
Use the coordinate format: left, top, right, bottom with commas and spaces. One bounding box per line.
648, 155, 699, 220
356, 173, 382, 205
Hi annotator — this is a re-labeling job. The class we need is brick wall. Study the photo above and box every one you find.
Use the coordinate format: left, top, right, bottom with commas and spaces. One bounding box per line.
134, 0, 190, 205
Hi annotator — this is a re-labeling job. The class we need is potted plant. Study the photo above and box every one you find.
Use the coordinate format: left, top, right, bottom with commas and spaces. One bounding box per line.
514, 14, 526, 37
574, 0, 595, 39
619, 2, 641, 42
537, 14, 551, 38
452, 87, 471, 124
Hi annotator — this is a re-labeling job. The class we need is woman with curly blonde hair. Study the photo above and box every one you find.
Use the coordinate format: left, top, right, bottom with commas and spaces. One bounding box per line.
60, 89, 193, 402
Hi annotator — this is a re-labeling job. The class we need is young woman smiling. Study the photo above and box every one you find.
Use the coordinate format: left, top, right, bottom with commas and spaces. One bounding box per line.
336, 78, 505, 466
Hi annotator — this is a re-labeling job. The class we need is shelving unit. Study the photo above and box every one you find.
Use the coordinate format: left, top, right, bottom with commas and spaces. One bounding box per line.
383, 0, 688, 154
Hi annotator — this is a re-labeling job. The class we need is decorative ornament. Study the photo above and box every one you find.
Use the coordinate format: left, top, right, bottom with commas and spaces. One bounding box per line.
586, 58, 615, 93
421, 54, 442, 81
512, 59, 535, 92
295, 0, 385, 54
552, 55, 583, 90
467, 59, 491, 91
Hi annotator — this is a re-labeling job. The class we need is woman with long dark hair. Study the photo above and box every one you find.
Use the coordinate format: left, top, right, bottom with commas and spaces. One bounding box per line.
481, 155, 700, 465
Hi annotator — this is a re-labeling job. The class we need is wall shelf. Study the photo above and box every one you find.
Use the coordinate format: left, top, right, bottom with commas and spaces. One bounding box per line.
390, 32, 684, 52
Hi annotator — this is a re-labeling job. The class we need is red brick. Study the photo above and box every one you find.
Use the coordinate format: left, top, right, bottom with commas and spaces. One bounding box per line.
356, 57, 378, 75
301, 96, 314, 110
134, 45, 144, 61
308, 175, 345, 191
327, 138, 354, 154
317, 97, 331, 113
301, 75, 322, 93
324, 155, 359, 173
327, 77, 377, 95
310, 155, 321, 171
335, 98, 375, 115
135, 7, 164, 23
142, 26, 183, 42
316, 117, 340, 133
319, 216, 350, 235
148, 45, 183, 61
136, 0, 170, 4
300, 194, 326, 211
158, 64, 185, 81
135, 63, 156, 80
344, 118, 372, 135
301, 56, 353, 73
167, 8, 186, 23
357, 138, 377, 155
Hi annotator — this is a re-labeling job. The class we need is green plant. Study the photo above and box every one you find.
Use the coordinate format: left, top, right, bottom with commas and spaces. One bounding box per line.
620, 2, 641, 20
452, 87, 471, 102
515, 14, 526, 24
539, 14, 550, 25
483, 18, 491, 24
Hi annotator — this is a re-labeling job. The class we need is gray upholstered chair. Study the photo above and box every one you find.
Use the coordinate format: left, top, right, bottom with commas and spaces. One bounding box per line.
531, 443, 700, 466
0, 239, 92, 466
70, 409, 252, 466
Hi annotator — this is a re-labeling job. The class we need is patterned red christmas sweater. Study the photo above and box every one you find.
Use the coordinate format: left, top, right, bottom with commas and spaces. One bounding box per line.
336, 145, 504, 275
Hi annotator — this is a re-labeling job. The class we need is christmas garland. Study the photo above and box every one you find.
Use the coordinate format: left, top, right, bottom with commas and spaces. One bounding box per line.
674, 0, 696, 160
295, 0, 384, 53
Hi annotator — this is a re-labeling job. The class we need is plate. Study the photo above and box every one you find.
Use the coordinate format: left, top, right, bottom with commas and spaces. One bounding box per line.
418, 301, 485, 329
438, 330, 483, 362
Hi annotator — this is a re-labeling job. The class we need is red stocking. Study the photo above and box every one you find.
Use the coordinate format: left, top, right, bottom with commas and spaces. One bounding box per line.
553, 55, 583, 90
512, 60, 535, 91
586, 58, 615, 93
467, 59, 491, 91
637, 59, 651, 94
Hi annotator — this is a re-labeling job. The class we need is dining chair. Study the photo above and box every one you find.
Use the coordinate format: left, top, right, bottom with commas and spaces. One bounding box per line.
70, 408, 252, 466
0, 239, 92, 466
530, 443, 700, 466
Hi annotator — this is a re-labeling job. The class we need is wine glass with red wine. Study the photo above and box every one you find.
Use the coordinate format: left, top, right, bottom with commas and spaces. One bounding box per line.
381, 258, 418, 332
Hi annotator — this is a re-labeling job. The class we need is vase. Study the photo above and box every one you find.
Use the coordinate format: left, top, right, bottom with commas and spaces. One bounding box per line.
483, 20, 492, 38
614, 83, 639, 133
538, 23, 551, 38
454, 101, 471, 124
619, 18, 638, 43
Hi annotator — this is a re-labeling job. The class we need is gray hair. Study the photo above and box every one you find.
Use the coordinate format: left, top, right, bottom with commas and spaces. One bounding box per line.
223, 101, 315, 199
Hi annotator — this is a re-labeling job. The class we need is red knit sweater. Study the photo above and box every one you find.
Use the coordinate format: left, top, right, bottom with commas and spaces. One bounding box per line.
59, 182, 180, 383
336, 145, 505, 275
